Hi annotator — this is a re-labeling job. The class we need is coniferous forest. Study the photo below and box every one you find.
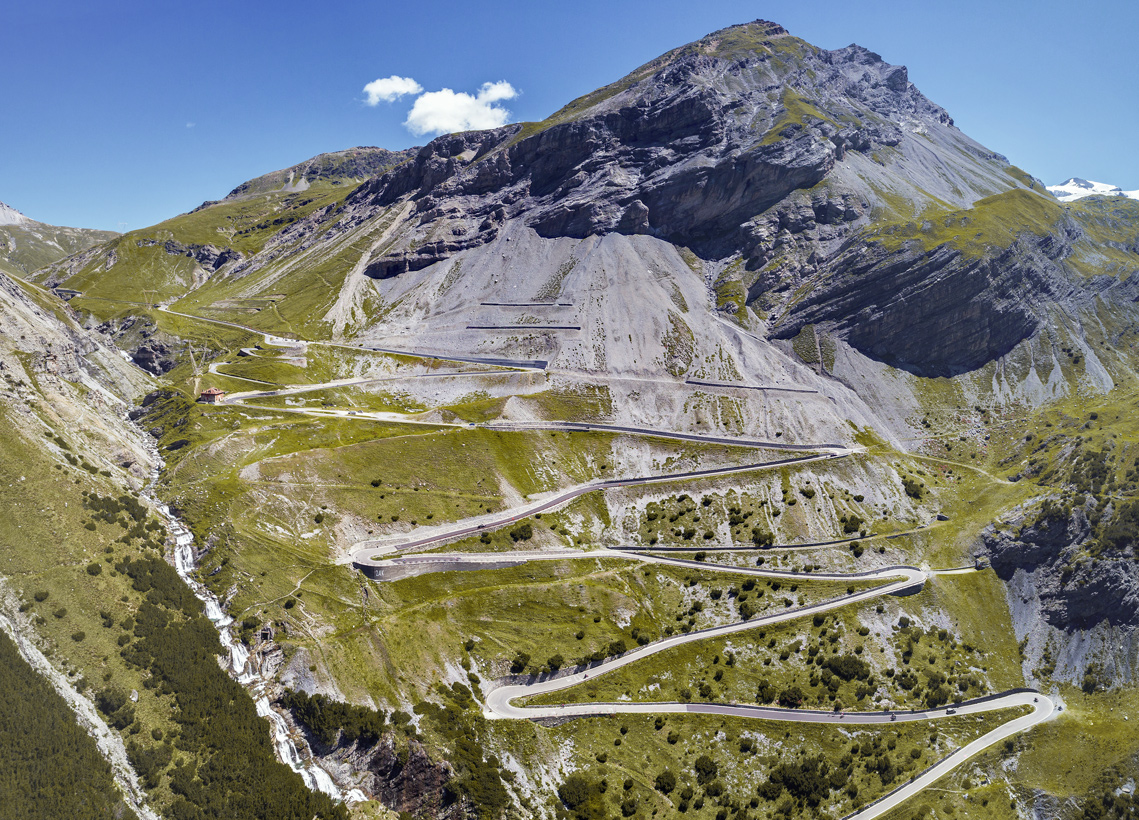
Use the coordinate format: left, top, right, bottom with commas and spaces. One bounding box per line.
0, 629, 132, 820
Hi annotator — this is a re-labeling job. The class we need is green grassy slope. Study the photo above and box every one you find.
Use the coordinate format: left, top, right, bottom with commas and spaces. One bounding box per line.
0, 221, 117, 277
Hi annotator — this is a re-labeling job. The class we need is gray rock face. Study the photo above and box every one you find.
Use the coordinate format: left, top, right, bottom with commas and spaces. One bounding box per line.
333, 19, 1086, 379
136, 238, 243, 272
981, 506, 1139, 630
770, 229, 1074, 376
131, 341, 176, 376
293, 728, 463, 820
96, 316, 179, 375
350, 21, 953, 273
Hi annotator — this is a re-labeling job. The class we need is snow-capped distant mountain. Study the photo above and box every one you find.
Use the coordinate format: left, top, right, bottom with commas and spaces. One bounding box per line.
1048, 178, 1139, 203
0, 200, 30, 226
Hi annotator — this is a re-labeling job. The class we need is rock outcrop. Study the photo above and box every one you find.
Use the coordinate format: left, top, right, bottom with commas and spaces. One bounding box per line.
136, 238, 243, 272
769, 226, 1075, 376
96, 316, 180, 375
352, 22, 936, 265
296, 728, 467, 820
981, 503, 1139, 630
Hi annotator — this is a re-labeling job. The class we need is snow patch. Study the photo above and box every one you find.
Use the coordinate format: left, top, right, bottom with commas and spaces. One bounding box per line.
1047, 177, 1139, 203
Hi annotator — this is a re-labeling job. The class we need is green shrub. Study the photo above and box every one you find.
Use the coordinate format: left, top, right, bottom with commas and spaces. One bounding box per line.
694, 755, 718, 785
280, 690, 386, 747
751, 527, 774, 547
559, 773, 592, 810
823, 654, 871, 682
777, 686, 804, 708
840, 514, 863, 534
756, 679, 776, 703
767, 754, 836, 804
510, 652, 531, 674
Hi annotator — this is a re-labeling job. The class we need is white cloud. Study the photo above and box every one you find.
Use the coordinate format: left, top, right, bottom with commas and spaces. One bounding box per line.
363, 75, 424, 105
403, 81, 519, 136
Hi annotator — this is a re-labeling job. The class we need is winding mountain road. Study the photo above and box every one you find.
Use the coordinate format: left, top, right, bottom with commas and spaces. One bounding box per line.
151, 302, 1052, 818
452, 549, 1052, 820
381, 545, 1050, 820
350, 450, 850, 562
480, 420, 844, 451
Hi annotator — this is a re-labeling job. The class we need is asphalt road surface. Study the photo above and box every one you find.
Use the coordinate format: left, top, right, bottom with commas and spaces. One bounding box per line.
481, 420, 847, 452
351, 451, 849, 563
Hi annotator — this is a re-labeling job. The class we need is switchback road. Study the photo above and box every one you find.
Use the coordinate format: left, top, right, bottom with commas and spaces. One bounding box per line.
350, 450, 850, 563
458, 548, 1051, 820
147, 303, 1050, 819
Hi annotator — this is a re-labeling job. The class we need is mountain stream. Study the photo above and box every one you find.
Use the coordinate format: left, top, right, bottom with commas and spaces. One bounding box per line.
142, 454, 367, 804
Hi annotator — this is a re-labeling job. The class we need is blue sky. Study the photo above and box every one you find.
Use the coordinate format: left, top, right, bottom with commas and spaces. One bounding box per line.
3, 0, 1136, 231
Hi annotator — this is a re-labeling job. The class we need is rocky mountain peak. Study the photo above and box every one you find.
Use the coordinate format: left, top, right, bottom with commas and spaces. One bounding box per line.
344, 20, 969, 283
38, 20, 1095, 386
0, 200, 30, 227
720, 18, 788, 38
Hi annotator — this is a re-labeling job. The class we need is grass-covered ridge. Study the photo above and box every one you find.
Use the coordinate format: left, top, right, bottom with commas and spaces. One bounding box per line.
868, 188, 1066, 257
1065, 195, 1139, 278
48, 180, 355, 306
0, 221, 118, 278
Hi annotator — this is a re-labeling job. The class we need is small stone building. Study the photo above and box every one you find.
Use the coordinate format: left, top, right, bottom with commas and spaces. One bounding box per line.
198, 387, 226, 403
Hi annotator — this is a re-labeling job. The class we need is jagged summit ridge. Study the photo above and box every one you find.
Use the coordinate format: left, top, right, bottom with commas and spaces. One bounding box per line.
307, 18, 1051, 378
36, 19, 1138, 388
